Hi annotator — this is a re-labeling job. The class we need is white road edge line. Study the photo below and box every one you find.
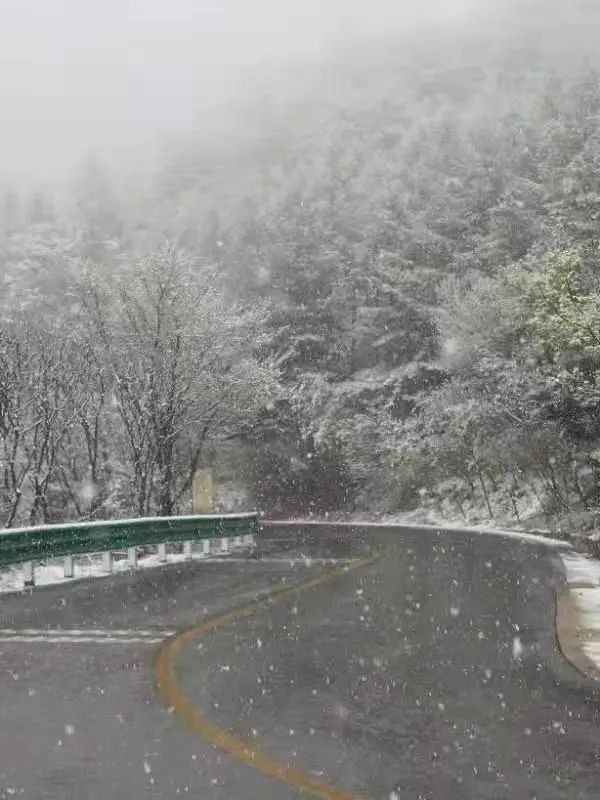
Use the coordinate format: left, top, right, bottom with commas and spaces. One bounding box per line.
0, 628, 175, 636
0, 636, 166, 644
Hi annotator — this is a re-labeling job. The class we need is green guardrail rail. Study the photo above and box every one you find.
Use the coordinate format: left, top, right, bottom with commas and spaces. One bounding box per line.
0, 513, 258, 584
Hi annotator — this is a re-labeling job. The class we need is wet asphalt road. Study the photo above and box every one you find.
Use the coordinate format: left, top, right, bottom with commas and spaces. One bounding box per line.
0, 525, 599, 800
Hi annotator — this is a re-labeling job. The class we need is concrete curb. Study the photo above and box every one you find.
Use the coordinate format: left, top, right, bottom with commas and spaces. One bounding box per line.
555, 551, 600, 682
555, 584, 600, 682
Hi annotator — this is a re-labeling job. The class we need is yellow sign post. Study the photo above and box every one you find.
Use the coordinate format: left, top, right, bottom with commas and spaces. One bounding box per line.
192, 469, 214, 514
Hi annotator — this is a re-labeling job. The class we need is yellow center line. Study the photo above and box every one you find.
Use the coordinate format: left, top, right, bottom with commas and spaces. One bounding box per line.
154, 552, 381, 800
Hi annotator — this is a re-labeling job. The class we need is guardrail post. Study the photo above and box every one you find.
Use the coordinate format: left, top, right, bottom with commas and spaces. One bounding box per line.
102, 551, 112, 573
158, 543, 167, 563
201, 539, 210, 556
183, 540, 193, 560
64, 555, 74, 578
127, 547, 137, 568
23, 561, 34, 586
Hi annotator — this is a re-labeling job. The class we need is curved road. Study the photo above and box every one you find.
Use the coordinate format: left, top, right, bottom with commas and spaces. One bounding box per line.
0, 524, 599, 799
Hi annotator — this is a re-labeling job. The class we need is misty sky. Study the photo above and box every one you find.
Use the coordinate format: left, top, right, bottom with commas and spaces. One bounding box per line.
0, 0, 491, 184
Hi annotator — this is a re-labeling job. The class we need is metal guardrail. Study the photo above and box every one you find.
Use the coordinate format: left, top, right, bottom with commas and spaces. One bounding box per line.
0, 513, 258, 586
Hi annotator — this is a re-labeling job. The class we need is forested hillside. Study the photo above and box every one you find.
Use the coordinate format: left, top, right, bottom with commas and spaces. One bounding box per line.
2, 1, 600, 531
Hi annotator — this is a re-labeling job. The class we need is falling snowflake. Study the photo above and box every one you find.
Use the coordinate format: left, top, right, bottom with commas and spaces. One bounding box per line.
77, 480, 97, 506
512, 636, 524, 659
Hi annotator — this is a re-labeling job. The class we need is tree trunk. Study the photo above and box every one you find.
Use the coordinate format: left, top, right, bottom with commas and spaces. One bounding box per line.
6, 490, 22, 527
572, 464, 589, 510
476, 465, 493, 519
510, 492, 521, 522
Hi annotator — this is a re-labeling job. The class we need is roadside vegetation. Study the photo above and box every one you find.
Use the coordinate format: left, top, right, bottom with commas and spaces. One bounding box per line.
2, 1, 600, 533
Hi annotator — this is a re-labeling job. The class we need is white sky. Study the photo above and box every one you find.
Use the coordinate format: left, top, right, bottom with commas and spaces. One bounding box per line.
0, 0, 506, 182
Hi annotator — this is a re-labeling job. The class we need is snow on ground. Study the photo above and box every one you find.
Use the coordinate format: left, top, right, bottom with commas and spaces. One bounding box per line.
0, 537, 254, 595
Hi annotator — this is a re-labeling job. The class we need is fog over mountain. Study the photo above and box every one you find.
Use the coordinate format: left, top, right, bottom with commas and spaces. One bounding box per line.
2, 0, 596, 186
